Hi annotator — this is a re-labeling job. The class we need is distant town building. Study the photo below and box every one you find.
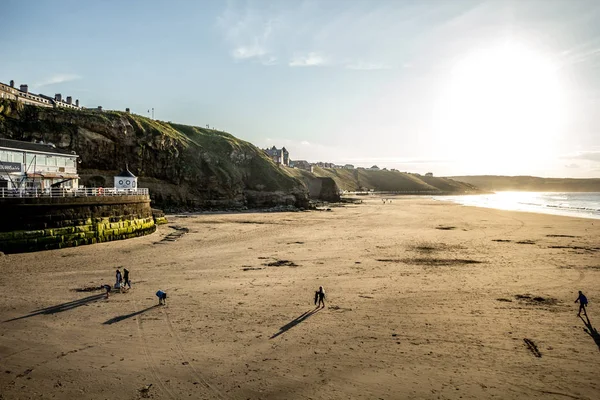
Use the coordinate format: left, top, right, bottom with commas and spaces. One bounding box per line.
313, 162, 335, 168
263, 146, 289, 166
369, 165, 380, 171
425, 172, 433, 176
343, 164, 355, 169
1, 79, 82, 109
0, 138, 79, 190
290, 159, 313, 172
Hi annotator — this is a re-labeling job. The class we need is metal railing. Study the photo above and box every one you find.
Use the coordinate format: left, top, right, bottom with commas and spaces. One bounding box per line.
0, 187, 149, 198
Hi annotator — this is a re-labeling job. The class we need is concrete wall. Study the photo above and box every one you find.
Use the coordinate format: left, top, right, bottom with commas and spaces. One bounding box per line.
0, 195, 157, 253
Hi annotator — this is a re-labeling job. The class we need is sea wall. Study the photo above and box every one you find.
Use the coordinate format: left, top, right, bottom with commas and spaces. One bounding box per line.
0, 195, 157, 253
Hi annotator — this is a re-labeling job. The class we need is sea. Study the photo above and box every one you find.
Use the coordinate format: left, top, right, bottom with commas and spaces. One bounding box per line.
436, 192, 600, 220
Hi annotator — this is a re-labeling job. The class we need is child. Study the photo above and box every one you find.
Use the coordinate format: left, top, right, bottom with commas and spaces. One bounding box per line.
575, 290, 588, 317
156, 290, 167, 305
102, 284, 111, 299
314, 286, 326, 308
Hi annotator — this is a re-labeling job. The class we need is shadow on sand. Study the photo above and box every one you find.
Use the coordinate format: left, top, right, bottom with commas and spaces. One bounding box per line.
4, 293, 106, 322
103, 305, 161, 325
579, 312, 600, 351
270, 307, 322, 339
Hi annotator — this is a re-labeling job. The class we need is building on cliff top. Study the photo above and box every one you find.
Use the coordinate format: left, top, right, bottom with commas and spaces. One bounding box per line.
0, 79, 82, 109
263, 146, 289, 166
289, 159, 313, 172
0, 138, 79, 190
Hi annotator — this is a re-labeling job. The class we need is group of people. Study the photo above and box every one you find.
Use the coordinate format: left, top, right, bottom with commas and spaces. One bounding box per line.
100, 268, 169, 305
102, 268, 132, 298
100, 270, 587, 318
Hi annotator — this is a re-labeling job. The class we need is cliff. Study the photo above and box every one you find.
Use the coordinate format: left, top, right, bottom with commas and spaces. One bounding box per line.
449, 175, 600, 192
289, 167, 480, 194
0, 100, 309, 209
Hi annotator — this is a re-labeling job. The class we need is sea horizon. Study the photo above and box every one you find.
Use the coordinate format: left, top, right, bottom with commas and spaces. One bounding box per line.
436, 191, 600, 220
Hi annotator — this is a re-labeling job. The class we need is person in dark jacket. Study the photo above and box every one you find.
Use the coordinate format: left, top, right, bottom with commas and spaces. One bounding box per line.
314, 286, 326, 308
156, 290, 167, 305
123, 268, 131, 289
575, 291, 588, 317
102, 284, 111, 299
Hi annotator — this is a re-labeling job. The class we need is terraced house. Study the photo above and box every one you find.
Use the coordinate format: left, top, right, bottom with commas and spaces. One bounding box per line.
0, 79, 82, 109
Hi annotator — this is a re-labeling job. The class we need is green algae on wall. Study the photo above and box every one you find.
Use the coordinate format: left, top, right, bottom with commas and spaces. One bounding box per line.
0, 195, 157, 253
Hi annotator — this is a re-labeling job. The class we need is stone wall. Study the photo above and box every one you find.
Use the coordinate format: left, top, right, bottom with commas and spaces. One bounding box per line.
0, 195, 157, 253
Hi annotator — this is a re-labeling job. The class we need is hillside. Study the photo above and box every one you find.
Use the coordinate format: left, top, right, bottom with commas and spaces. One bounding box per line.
450, 175, 600, 192
0, 100, 308, 209
288, 167, 480, 193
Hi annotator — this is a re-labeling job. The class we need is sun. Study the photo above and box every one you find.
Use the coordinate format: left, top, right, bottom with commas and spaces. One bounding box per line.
433, 42, 565, 172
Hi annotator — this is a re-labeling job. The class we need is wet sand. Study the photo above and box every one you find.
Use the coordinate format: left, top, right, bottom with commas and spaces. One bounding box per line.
1, 197, 599, 400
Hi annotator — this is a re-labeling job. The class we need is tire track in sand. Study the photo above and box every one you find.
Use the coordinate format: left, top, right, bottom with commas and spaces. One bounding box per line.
135, 304, 177, 400
161, 307, 228, 399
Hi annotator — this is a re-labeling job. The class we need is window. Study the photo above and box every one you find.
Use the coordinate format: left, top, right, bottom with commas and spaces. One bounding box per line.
25, 153, 35, 166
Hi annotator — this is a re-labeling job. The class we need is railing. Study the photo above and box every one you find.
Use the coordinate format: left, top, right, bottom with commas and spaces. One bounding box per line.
0, 187, 149, 198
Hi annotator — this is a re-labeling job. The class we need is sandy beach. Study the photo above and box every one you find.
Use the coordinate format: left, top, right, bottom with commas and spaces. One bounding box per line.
1, 196, 599, 400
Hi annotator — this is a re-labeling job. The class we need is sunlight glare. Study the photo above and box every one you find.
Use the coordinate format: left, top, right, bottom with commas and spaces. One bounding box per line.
433, 42, 566, 172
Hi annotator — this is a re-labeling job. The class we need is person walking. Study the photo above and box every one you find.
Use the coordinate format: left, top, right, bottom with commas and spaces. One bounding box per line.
314, 286, 326, 308
123, 268, 131, 289
115, 269, 123, 289
575, 290, 588, 317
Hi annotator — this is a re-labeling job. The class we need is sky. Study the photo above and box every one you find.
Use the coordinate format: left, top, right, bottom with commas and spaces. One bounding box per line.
2, 0, 600, 178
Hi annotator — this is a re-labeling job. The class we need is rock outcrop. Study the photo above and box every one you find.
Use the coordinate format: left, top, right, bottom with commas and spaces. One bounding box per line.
0, 100, 309, 210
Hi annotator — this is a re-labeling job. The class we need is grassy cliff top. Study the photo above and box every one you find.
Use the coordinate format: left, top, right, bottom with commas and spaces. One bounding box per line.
0, 100, 306, 207
288, 166, 479, 193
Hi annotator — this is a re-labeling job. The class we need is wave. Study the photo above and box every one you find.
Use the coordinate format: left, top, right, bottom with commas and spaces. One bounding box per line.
437, 192, 600, 220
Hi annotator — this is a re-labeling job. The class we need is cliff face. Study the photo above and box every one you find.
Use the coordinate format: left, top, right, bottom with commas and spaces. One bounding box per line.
0, 100, 309, 209
288, 166, 480, 194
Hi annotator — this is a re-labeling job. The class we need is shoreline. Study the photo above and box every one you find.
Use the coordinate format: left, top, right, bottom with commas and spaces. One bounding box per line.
432, 192, 600, 221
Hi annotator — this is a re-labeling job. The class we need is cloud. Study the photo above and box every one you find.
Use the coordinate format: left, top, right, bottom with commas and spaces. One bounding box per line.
217, 3, 277, 65
216, 1, 435, 69
564, 163, 580, 168
563, 151, 600, 162
345, 62, 391, 70
301, 140, 310, 145
289, 52, 327, 67
35, 74, 81, 88
232, 44, 266, 60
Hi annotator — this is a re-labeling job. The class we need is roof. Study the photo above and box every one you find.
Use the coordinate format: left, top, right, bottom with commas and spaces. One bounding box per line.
116, 168, 136, 178
0, 138, 77, 156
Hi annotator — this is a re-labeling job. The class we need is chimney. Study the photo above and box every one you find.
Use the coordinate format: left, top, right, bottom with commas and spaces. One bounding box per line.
20, 84, 28, 93
75, 99, 79, 107
66, 96, 72, 105
55, 93, 62, 102
9, 80, 14, 88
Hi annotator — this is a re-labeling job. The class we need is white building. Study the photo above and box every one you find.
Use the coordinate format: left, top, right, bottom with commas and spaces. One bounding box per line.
0, 138, 79, 190
114, 167, 137, 189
